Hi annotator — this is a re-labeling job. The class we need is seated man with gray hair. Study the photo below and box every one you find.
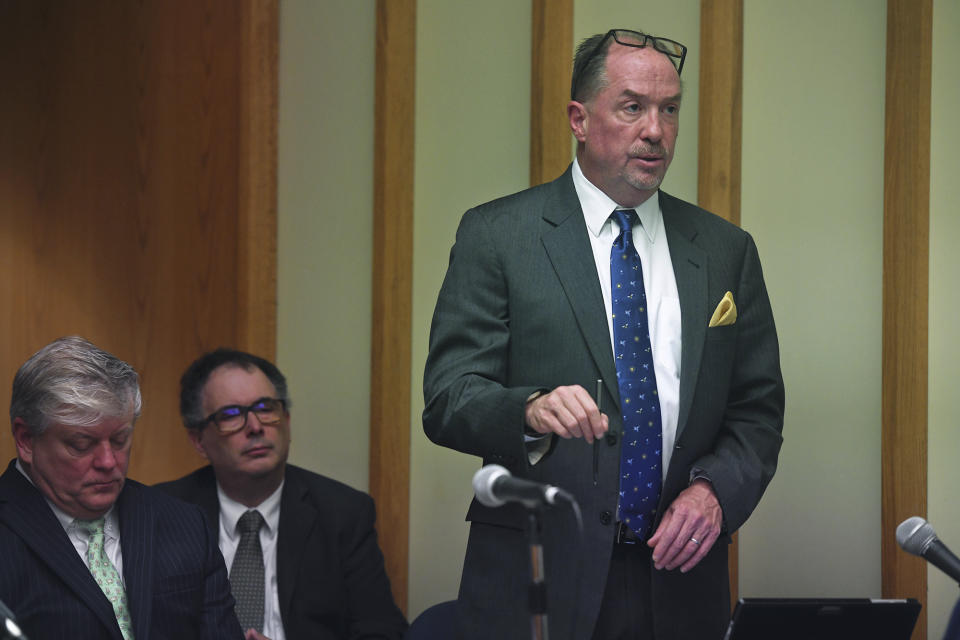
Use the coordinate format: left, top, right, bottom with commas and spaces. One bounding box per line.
0, 336, 243, 640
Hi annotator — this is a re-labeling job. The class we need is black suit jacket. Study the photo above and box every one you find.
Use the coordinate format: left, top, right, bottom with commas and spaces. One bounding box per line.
0, 460, 243, 640
423, 167, 785, 639
156, 464, 406, 640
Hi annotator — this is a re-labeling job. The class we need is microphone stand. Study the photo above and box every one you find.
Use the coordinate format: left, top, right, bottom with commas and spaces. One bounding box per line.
526, 509, 549, 640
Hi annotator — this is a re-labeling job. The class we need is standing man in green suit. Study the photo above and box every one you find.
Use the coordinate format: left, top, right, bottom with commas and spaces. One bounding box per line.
423, 28, 784, 640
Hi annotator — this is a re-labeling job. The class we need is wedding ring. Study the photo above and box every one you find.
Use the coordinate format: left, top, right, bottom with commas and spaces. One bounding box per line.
689, 537, 700, 545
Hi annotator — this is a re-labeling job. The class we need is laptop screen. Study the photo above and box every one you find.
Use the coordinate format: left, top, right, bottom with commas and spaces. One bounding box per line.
724, 598, 921, 640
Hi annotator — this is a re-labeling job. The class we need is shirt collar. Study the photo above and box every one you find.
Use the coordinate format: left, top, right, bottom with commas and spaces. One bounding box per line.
217, 479, 284, 541
571, 157, 663, 245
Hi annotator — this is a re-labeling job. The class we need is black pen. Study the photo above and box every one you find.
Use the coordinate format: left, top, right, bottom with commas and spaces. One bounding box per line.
593, 378, 601, 485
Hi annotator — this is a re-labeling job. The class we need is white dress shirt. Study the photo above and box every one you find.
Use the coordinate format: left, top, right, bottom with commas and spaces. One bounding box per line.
218, 482, 285, 640
572, 158, 682, 480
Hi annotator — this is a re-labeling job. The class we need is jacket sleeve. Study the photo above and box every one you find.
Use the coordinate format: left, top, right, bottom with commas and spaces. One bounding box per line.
422, 209, 543, 468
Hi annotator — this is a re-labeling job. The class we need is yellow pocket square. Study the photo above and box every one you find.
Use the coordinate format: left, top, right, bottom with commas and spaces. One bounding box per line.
708, 291, 737, 327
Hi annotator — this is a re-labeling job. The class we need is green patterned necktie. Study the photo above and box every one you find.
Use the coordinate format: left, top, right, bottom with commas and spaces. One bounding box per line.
78, 517, 135, 640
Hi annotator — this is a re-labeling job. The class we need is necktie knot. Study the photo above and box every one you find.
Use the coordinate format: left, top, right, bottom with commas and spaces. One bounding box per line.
612, 209, 636, 251
612, 209, 635, 233
237, 510, 264, 535
77, 516, 106, 539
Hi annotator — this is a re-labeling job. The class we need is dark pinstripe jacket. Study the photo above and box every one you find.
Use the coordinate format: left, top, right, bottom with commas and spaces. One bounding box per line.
0, 460, 243, 640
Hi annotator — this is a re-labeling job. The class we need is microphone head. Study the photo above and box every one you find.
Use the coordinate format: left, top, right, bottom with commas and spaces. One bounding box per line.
897, 516, 937, 556
472, 464, 510, 508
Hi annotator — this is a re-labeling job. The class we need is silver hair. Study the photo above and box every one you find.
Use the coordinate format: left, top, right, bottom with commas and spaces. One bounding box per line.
10, 336, 142, 436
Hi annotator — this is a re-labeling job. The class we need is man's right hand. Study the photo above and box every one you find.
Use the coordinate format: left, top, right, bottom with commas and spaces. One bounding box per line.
524, 385, 608, 443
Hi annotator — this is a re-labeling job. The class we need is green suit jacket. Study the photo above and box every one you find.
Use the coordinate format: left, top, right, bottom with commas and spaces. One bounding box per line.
423, 166, 785, 639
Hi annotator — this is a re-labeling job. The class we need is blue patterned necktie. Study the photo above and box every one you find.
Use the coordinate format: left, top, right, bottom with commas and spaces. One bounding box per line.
230, 509, 265, 632
77, 517, 135, 640
610, 208, 663, 539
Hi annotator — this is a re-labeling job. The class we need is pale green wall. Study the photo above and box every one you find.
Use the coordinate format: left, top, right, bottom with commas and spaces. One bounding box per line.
277, 0, 375, 492
407, 0, 533, 617
927, 0, 960, 636
738, 0, 886, 598
275, 0, 959, 632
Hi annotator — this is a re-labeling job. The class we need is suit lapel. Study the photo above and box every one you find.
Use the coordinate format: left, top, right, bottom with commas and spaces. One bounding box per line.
192, 466, 222, 531
118, 481, 156, 640
0, 463, 123, 639
275, 467, 318, 629
540, 172, 620, 406
660, 192, 708, 440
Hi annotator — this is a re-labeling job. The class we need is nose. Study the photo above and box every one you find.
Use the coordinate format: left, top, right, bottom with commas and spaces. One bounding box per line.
642, 111, 663, 143
92, 442, 118, 470
245, 411, 267, 435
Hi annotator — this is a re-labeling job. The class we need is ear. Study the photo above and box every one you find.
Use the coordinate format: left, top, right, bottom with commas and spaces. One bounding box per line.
188, 429, 210, 460
567, 100, 589, 143
12, 418, 35, 465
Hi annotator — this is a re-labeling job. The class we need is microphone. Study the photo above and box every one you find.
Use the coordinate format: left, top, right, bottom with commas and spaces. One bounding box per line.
472, 464, 573, 509
896, 516, 960, 584
0, 598, 27, 640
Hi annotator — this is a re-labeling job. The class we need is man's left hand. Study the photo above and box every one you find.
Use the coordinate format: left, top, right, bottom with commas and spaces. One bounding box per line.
647, 479, 722, 573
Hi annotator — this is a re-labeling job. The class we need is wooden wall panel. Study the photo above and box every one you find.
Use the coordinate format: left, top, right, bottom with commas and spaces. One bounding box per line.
371, 0, 415, 613
530, 0, 573, 186
698, 0, 743, 605
881, 1, 932, 639
698, 0, 742, 227
238, 0, 279, 361
0, 0, 277, 484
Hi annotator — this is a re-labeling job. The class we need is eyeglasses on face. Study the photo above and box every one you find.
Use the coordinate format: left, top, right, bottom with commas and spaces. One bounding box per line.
573, 29, 687, 100
202, 397, 287, 435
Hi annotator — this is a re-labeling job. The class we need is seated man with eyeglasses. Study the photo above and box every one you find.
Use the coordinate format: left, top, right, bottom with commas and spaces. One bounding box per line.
157, 349, 406, 640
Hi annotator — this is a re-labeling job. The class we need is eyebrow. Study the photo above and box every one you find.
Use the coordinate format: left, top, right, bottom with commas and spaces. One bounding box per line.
620, 89, 683, 104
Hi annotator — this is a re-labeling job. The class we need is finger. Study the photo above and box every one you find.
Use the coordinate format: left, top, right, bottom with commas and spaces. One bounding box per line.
536, 412, 574, 439
656, 511, 704, 570
566, 385, 606, 441
526, 405, 573, 439
527, 394, 576, 438
598, 412, 609, 438
679, 532, 717, 573
554, 386, 597, 442
650, 511, 687, 568
659, 527, 698, 570
552, 386, 604, 441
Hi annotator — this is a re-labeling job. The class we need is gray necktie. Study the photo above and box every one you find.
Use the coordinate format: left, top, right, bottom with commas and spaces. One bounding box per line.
230, 510, 265, 632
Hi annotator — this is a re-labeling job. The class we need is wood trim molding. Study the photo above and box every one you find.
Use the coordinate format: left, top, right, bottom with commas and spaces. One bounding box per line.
371, 0, 415, 613
530, 0, 573, 186
698, 0, 743, 605
237, 0, 279, 360
698, 0, 742, 227
881, 2, 932, 639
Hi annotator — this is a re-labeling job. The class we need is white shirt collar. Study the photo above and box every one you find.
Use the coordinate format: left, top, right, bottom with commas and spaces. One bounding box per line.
571, 157, 662, 245
217, 479, 284, 541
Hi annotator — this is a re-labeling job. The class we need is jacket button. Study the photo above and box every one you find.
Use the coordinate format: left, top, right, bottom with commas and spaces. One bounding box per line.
599, 510, 612, 525
605, 431, 618, 446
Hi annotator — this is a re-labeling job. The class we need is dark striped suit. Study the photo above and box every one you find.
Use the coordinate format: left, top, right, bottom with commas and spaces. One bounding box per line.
0, 460, 243, 640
